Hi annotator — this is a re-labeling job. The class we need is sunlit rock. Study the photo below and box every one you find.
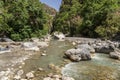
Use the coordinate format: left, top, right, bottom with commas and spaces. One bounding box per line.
53, 32, 65, 41
62, 76, 75, 80
110, 49, 120, 60
76, 44, 95, 53
26, 71, 34, 79
21, 42, 39, 51
65, 48, 91, 61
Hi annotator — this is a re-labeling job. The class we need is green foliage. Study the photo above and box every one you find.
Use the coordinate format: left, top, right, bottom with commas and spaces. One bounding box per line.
54, 0, 120, 39
0, 0, 50, 41
53, 0, 82, 36
96, 12, 120, 39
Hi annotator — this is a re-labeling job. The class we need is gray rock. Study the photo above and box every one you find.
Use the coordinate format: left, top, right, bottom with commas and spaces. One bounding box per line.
26, 72, 34, 79
76, 44, 95, 53
109, 50, 120, 59
17, 70, 24, 76
65, 48, 91, 61
62, 76, 75, 80
92, 41, 115, 53
0, 46, 11, 54
54, 32, 65, 41
43, 77, 52, 80
35, 42, 48, 48
14, 75, 21, 80
0, 38, 14, 42
21, 42, 39, 51
31, 38, 39, 42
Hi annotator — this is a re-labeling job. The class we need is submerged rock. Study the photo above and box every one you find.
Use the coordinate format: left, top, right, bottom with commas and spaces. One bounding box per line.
65, 48, 91, 61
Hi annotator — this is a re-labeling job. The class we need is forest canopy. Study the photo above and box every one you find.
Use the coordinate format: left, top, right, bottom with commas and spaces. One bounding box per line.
53, 0, 120, 39
0, 0, 52, 41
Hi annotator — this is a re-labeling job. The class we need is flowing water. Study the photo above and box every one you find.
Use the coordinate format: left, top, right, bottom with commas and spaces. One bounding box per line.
62, 54, 120, 80
22, 40, 120, 80
22, 40, 73, 77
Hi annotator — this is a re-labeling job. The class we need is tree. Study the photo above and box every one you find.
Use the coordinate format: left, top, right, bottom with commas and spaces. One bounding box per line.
0, 0, 49, 41
53, 0, 120, 39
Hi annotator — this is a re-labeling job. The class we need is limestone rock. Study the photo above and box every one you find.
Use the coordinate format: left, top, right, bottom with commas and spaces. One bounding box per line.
21, 42, 39, 51
65, 48, 91, 61
26, 72, 34, 79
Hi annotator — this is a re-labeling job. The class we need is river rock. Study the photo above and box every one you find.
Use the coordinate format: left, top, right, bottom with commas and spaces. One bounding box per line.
14, 75, 21, 80
92, 41, 115, 53
0, 76, 9, 80
53, 32, 65, 41
0, 38, 14, 42
44, 34, 51, 42
76, 44, 95, 53
17, 70, 24, 76
62, 76, 75, 80
43, 77, 53, 80
20, 79, 27, 80
38, 68, 44, 71
31, 38, 39, 42
26, 72, 34, 79
41, 53, 47, 56
36, 42, 48, 48
109, 49, 120, 59
0, 46, 11, 54
21, 42, 39, 51
65, 48, 91, 61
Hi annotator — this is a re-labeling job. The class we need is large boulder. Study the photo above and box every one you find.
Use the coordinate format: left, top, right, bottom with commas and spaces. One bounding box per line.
76, 44, 95, 53
109, 49, 120, 60
21, 42, 39, 51
53, 32, 65, 41
92, 42, 115, 53
65, 48, 91, 61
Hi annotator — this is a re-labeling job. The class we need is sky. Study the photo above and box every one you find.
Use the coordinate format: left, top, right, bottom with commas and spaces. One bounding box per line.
40, 0, 62, 11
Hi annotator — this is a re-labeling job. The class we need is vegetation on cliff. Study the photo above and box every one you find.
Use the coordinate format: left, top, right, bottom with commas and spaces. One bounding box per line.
53, 0, 120, 39
0, 0, 56, 41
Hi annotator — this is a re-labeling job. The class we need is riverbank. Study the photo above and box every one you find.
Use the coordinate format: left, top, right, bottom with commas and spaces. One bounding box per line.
0, 37, 120, 80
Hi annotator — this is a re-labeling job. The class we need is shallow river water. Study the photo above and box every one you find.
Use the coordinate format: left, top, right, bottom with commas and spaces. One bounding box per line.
23, 40, 120, 80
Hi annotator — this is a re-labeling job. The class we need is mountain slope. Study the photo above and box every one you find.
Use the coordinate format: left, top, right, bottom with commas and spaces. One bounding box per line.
53, 0, 120, 39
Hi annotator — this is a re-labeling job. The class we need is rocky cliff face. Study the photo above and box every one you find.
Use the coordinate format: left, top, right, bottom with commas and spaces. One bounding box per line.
42, 3, 57, 16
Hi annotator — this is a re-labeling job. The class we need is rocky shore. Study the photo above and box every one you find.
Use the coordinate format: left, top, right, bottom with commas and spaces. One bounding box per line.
0, 35, 120, 80
65, 37, 120, 61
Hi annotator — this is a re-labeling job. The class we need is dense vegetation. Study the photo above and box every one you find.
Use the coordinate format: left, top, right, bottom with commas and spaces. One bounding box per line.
0, 0, 56, 41
0, 0, 119, 40
53, 0, 120, 39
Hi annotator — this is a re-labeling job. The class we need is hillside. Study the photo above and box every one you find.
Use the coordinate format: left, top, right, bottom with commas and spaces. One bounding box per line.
42, 3, 57, 16
53, 0, 120, 39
